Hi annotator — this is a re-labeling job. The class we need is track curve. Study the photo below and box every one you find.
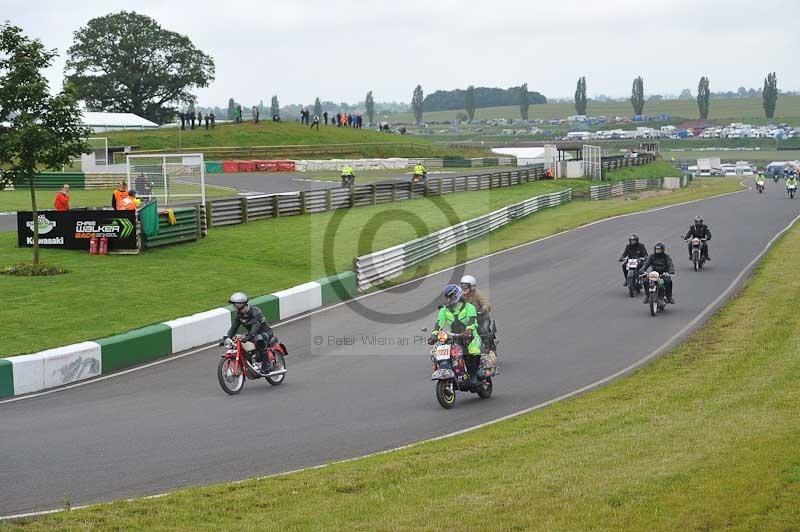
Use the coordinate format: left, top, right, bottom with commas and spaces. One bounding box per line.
2, 180, 797, 517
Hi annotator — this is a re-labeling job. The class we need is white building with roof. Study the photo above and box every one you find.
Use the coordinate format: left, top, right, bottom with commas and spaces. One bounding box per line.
81, 111, 159, 132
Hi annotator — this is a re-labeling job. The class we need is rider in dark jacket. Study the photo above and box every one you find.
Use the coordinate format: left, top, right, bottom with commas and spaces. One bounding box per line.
226, 292, 276, 372
618, 233, 648, 286
684, 216, 712, 260
639, 242, 675, 304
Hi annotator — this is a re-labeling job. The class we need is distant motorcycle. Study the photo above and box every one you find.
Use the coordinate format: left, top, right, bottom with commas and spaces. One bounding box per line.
621, 256, 645, 297
641, 271, 670, 317
788, 182, 797, 200
755, 181, 764, 193
424, 328, 496, 409
686, 237, 707, 271
217, 335, 287, 395
341, 174, 354, 188
411, 170, 427, 184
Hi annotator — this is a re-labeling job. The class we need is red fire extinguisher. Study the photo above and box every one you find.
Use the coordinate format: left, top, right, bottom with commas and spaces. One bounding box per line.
99, 236, 109, 255
89, 236, 99, 255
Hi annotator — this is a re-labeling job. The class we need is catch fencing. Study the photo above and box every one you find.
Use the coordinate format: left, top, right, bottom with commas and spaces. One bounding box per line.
354, 189, 573, 290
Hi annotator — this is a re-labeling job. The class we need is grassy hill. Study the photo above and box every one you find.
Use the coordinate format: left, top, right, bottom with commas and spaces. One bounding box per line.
104, 121, 491, 160
385, 96, 800, 124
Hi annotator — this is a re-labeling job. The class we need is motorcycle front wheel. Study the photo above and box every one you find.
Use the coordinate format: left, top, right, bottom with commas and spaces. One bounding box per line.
649, 292, 658, 317
477, 377, 493, 399
435, 380, 456, 409
218, 358, 245, 395
265, 353, 286, 386
628, 275, 636, 298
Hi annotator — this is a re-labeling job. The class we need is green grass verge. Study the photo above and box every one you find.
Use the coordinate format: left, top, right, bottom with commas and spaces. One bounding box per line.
103, 121, 490, 159
0, 186, 237, 214
601, 159, 678, 182
6, 182, 797, 531
0, 179, 569, 357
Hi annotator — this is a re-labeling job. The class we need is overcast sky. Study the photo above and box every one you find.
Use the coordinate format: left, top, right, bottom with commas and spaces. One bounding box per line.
4, 0, 799, 107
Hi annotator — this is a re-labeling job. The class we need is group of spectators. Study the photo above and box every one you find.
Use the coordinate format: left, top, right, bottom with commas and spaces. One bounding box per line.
299, 109, 364, 130
179, 110, 216, 130
52, 178, 154, 212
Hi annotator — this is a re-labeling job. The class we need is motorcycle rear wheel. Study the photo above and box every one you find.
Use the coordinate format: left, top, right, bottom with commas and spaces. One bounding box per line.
218, 358, 245, 395
477, 377, 493, 399
265, 353, 286, 386
436, 380, 456, 409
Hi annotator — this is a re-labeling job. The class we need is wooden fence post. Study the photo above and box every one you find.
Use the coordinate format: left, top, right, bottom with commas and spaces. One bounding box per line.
241, 197, 249, 223
205, 200, 213, 227
300, 190, 307, 215
326, 188, 332, 212
273, 195, 280, 217
371, 184, 377, 205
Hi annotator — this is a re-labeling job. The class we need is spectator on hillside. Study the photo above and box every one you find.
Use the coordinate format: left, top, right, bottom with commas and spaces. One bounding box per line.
236, 105, 243, 123
253, 106, 260, 123
311, 114, 320, 130
204, 113, 210, 129
54, 184, 70, 211
190, 112, 196, 129
112, 181, 129, 210
210, 112, 216, 128
197, 111, 203, 127
336, 112, 342, 127
323, 111, 328, 125
134, 172, 153, 202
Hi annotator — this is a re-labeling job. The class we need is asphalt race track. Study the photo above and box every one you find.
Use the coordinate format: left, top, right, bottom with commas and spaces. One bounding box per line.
2, 180, 798, 517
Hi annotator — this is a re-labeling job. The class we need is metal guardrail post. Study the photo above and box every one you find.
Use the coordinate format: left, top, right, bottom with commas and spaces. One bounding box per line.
489, 174, 494, 190
273, 195, 280, 217
300, 191, 307, 214
371, 184, 377, 205
326, 188, 332, 212
391, 182, 397, 202
241, 197, 249, 223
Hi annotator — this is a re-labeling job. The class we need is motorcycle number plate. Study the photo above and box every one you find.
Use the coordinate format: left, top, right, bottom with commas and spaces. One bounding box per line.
435, 346, 451, 361
627, 260, 639, 269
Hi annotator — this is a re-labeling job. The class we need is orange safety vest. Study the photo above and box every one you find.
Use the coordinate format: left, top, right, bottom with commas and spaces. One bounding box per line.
118, 196, 137, 210
114, 189, 129, 209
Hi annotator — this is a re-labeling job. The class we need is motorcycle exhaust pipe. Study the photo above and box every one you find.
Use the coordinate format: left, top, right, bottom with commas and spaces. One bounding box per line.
264, 368, 288, 377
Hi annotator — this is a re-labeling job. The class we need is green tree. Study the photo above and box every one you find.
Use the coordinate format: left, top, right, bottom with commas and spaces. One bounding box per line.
631, 76, 645, 115
574, 76, 587, 115
697, 76, 710, 119
411, 84, 424, 124
65, 11, 215, 124
313, 97, 322, 118
763, 72, 778, 120
519, 83, 529, 120
270, 95, 279, 119
465, 85, 476, 121
0, 23, 91, 265
365, 91, 375, 124
227, 98, 235, 120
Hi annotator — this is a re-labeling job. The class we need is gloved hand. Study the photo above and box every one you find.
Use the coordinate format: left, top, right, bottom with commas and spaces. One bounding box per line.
427, 337, 436, 345
463, 328, 473, 338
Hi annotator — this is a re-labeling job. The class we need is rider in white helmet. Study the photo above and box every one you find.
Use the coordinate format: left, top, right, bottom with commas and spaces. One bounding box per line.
460, 275, 495, 351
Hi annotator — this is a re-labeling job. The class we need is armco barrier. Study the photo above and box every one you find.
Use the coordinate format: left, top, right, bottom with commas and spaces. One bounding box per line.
355, 189, 572, 290
205, 165, 548, 228
143, 207, 201, 248
588, 176, 687, 200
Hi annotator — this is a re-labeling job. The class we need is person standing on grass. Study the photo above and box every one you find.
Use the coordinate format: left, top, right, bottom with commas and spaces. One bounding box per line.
323, 111, 328, 125
210, 112, 216, 128
311, 114, 320, 130
336, 112, 342, 127
112, 181, 129, 210
204, 113, 210, 129
197, 110, 203, 128
54, 184, 70, 211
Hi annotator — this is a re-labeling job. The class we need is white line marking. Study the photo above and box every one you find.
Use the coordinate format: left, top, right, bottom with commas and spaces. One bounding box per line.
0, 178, 750, 406
5, 193, 795, 522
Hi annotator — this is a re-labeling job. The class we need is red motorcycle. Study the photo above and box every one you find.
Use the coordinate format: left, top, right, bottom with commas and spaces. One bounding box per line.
217, 335, 288, 395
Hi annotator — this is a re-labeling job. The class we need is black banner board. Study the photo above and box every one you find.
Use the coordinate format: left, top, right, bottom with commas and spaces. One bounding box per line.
17, 210, 137, 250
